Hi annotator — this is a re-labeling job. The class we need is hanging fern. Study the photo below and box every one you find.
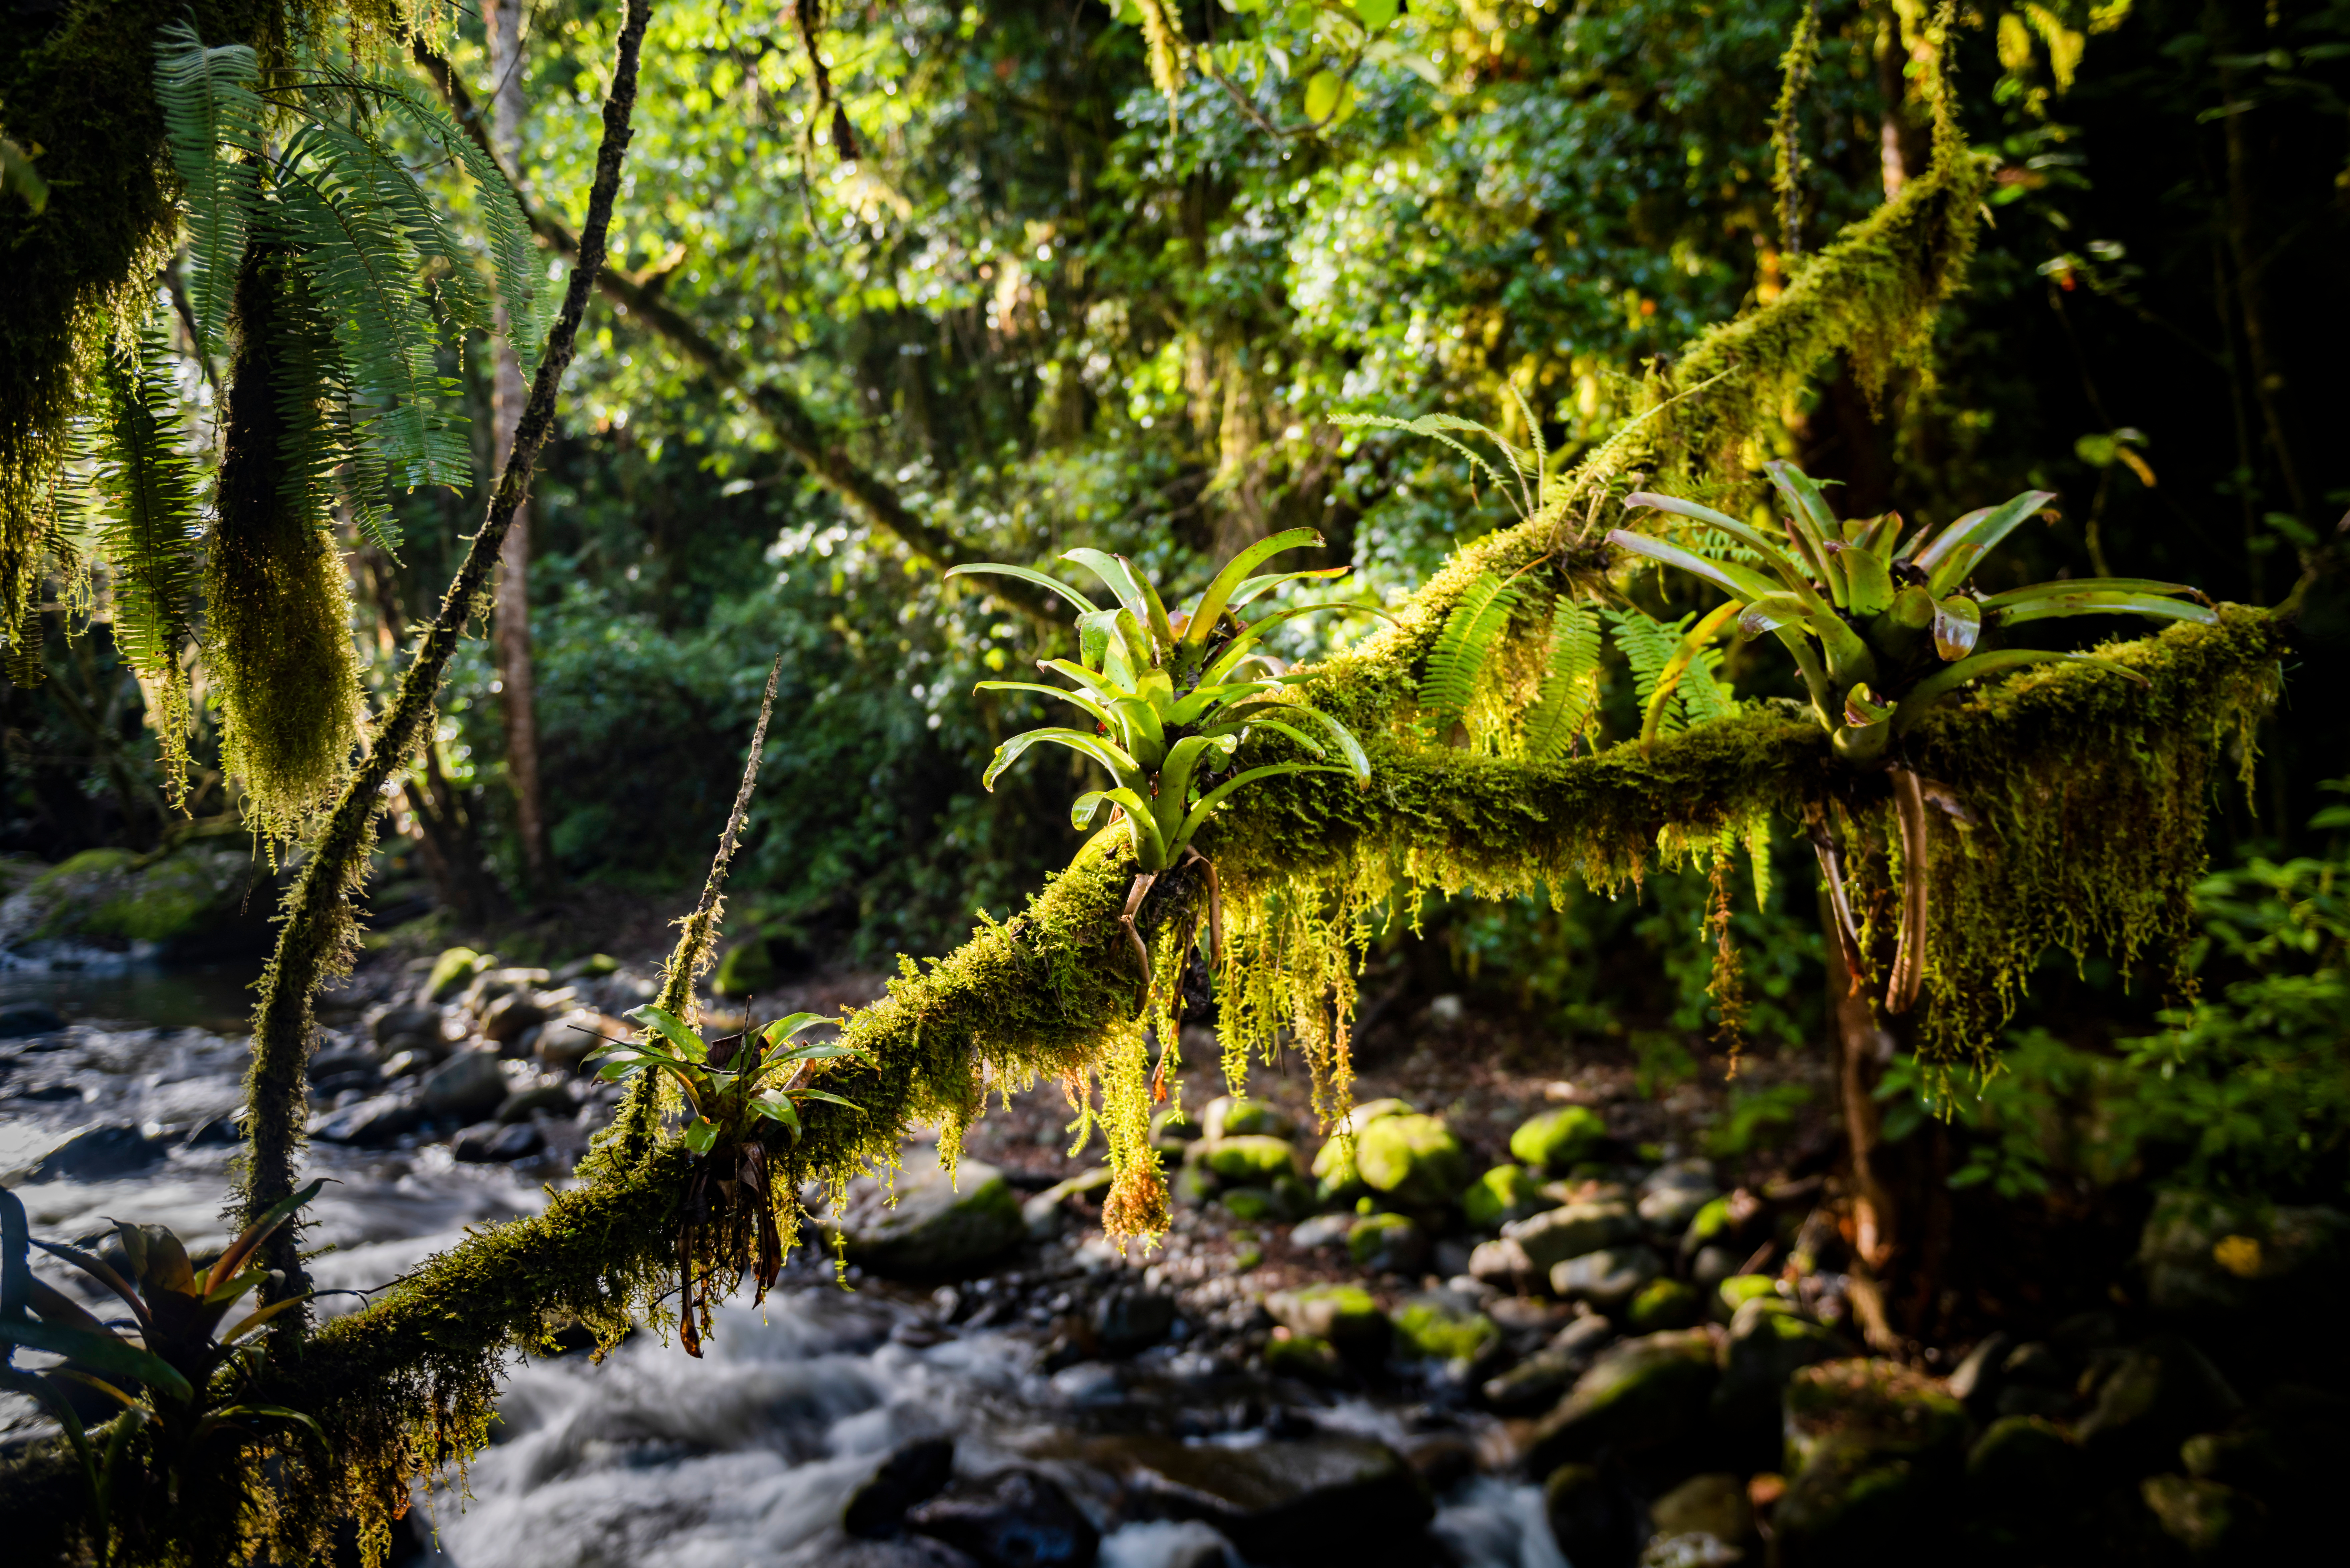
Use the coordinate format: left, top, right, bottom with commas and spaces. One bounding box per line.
1419, 570, 1521, 736
89, 323, 203, 807
1606, 605, 1685, 737
1523, 596, 1604, 760
154, 21, 266, 362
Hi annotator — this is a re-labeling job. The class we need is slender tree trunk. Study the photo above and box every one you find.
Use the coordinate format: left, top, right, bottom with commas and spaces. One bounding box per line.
1821, 886, 1895, 1273
489, 0, 549, 892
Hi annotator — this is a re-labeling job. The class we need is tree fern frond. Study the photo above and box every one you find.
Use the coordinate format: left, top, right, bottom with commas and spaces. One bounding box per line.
91, 323, 202, 804
302, 114, 494, 338
153, 21, 266, 363
1681, 645, 1736, 725
1420, 570, 1520, 733
1523, 596, 1602, 760
261, 257, 400, 554
266, 132, 467, 489
340, 69, 547, 378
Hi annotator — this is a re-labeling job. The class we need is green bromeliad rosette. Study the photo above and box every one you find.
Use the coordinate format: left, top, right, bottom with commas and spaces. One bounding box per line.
1610, 461, 2217, 1012
585, 1007, 872, 1353
949, 529, 1381, 999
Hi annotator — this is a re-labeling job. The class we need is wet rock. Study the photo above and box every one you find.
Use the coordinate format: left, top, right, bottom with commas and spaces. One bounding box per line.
846, 1437, 958, 1538
1526, 1329, 1718, 1472
0, 1003, 65, 1038
29, 1122, 163, 1181
372, 1006, 441, 1048
1468, 1237, 1536, 1292
1482, 1312, 1616, 1411
1649, 1472, 1753, 1549
2140, 1474, 2263, 1560
1392, 1290, 1499, 1367
1460, 1164, 1546, 1231
480, 991, 549, 1046
1351, 1113, 1469, 1208
1626, 1278, 1702, 1333
496, 1084, 577, 1123
1712, 1299, 1847, 1449
536, 1010, 622, 1072
452, 1121, 544, 1163
2075, 1334, 2242, 1473
1541, 1463, 1642, 1568
1636, 1160, 1719, 1235
310, 1093, 424, 1148
1944, 1331, 2011, 1415
1506, 1202, 1640, 1273
1965, 1415, 2084, 1522
1689, 1247, 1740, 1291
1202, 1095, 1295, 1142
907, 1468, 1098, 1568
310, 1045, 380, 1080
1511, 1105, 1608, 1173
1347, 1211, 1427, 1274
1192, 1135, 1303, 1183
423, 946, 491, 1002
1113, 1432, 1433, 1566
379, 1049, 434, 1081
1290, 1213, 1353, 1251
822, 1151, 1025, 1277
1550, 1245, 1663, 1314
422, 1049, 512, 1121
1774, 1359, 1967, 1567
1264, 1284, 1389, 1362
1094, 1286, 1177, 1356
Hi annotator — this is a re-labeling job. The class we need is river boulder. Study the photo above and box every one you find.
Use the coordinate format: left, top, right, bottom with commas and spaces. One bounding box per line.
1551, 1244, 1663, 1314
821, 1150, 1025, 1277
422, 1049, 511, 1121
1264, 1283, 1389, 1362
1109, 1432, 1433, 1566
1525, 1328, 1718, 1473
28, 1122, 163, 1181
1350, 1113, 1468, 1207
1193, 1134, 1303, 1183
1541, 1462, 1643, 1568
1461, 1163, 1546, 1231
1202, 1095, 1296, 1142
1346, 1211, 1427, 1274
907, 1469, 1096, 1568
1773, 1358, 1968, 1568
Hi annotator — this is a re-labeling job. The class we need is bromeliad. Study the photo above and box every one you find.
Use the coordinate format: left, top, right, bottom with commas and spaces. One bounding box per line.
585, 1007, 870, 1353
1610, 462, 2215, 1011
950, 530, 1381, 996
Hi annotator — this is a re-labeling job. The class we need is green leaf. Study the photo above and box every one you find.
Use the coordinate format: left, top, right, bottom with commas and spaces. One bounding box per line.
791, 1088, 867, 1113
1892, 648, 2149, 733
1622, 492, 1799, 576
682, 1116, 720, 1154
0, 1319, 195, 1404
1352, 0, 1401, 28
1172, 764, 1351, 858
1976, 577, 2198, 609
1523, 597, 1602, 762
760, 1012, 838, 1047
1417, 571, 1519, 732
1063, 549, 1171, 650
982, 727, 1145, 795
1070, 787, 1168, 868
1836, 543, 1896, 615
1605, 529, 1780, 604
630, 1004, 709, 1063
153, 21, 265, 362
1988, 592, 2219, 628
1304, 70, 1347, 123
1226, 566, 1348, 612
972, 680, 1117, 730
1185, 528, 1325, 646
944, 562, 1098, 615
1916, 489, 2058, 593
1842, 682, 1894, 726
751, 1096, 802, 1135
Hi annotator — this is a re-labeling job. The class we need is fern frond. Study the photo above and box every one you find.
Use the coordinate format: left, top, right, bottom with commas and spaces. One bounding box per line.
1420, 570, 1520, 733
91, 323, 202, 805
1606, 605, 1684, 738
1681, 646, 1736, 725
303, 114, 494, 338
339, 69, 547, 377
154, 21, 266, 362
267, 128, 467, 490
262, 258, 399, 553
1523, 596, 1602, 760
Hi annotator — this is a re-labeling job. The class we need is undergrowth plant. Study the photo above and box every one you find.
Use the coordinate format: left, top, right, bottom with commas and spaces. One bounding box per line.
1611, 462, 2216, 1011
0, 1180, 325, 1562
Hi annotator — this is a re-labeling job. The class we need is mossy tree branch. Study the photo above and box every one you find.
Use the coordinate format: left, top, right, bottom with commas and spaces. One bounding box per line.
235, 0, 657, 1314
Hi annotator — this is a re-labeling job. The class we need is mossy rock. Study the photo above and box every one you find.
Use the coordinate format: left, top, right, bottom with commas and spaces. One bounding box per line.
1346, 1211, 1427, 1273
1526, 1328, 1719, 1474
1265, 1331, 1348, 1386
12, 846, 256, 953
1626, 1277, 1702, 1333
1775, 1358, 1968, 1565
1510, 1105, 1608, 1173
820, 1152, 1026, 1277
1717, 1272, 1782, 1316
1196, 1134, 1304, 1183
1393, 1294, 1499, 1365
425, 947, 493, 1002
1202, 1095, 1296, 1142
712, 937, 773, 998
1504, 1201, 1640, 1271
1265, 1283, 1389, 1362
1461, 1163, 1546, 1231
1352, 1113, 1469, 1206
1309, 1097, 1416, 1183
1219, 1186, 1284, 1222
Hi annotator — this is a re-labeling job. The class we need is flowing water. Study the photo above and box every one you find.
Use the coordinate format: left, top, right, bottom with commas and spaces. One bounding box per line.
0, 965, 1564, 1568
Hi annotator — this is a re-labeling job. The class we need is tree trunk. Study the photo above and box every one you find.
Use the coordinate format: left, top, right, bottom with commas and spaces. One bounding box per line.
1821, 884, 1895, 1274
489, 0, 550, 893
